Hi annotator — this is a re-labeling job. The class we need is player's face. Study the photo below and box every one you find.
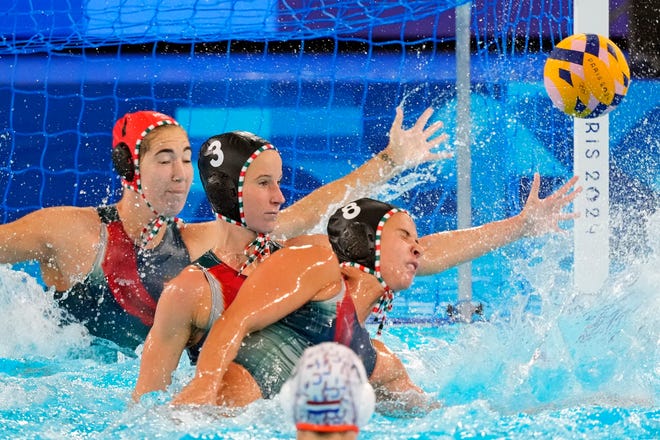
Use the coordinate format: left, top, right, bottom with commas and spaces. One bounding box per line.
241, 150, 285, 234
379, 212, 421, 291
138, 125, 193, 217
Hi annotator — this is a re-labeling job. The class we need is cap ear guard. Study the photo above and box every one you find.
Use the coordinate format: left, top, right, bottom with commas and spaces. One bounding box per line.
279, 369, 297, 424
327, 218, 376, 268
201, 164, 239, 219
355, 375, 376, 428
111, 142, 135, 182
339, 365, 376, 429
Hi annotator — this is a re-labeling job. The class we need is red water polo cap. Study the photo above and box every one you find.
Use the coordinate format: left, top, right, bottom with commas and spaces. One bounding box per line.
112, 111, 179, 189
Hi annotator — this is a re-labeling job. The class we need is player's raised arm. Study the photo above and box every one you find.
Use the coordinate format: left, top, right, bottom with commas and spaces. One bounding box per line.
274, 106, 451, 238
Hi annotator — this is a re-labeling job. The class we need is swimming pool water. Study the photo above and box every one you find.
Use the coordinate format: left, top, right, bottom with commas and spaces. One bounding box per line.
0, 213, 658, 439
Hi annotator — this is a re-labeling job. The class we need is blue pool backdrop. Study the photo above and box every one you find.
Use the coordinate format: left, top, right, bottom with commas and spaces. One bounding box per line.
2, 55, 657, 317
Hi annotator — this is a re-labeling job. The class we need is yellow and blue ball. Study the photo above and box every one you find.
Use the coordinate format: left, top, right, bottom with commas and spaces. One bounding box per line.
543, 33, 630, 118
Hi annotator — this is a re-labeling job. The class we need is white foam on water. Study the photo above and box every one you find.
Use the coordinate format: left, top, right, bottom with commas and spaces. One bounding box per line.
0, 265, 90, 359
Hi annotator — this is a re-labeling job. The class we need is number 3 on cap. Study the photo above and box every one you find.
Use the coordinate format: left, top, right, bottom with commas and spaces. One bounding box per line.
208, 139, 224, 168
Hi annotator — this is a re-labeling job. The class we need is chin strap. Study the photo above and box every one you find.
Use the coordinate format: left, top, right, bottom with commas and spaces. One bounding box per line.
218, 213, 281, 274
239, 233, 281, 274
340, 261, 394, 336
122, 181, 183, 248
139, 214, 182, 248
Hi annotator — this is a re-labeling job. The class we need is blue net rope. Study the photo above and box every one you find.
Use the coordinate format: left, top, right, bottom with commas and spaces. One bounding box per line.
1, 1, 656, 320
3, 1, 469, 51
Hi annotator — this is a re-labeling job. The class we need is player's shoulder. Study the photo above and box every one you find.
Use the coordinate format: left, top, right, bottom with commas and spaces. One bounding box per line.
168, 262, 207, 290
161, 263, 210, 306
180, 220, 217, 233
33, 205, 100, 228
179, 220, 218, 259
283, 233, 331, 248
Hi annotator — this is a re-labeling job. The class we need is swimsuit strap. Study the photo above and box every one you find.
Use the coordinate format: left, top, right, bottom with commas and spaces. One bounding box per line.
97, 204, 183, 247
339, 261, 394, 336
194, 250, 223, 269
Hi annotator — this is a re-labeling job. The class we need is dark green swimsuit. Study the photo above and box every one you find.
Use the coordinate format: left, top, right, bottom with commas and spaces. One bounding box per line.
54, 206, 191, 350
232, 282, 378, 398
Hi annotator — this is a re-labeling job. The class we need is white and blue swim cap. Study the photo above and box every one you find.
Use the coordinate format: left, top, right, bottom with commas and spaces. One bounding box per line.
279, 342, 375, 434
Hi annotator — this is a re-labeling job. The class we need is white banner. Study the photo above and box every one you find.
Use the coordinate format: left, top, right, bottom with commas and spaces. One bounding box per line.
573, 117, 610, 292
573, 0, 610, 293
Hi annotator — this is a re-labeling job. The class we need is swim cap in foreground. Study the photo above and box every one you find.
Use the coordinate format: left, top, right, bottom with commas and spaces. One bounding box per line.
327, 198, 407, 333
198, 131, 276, 226
111, 110, 182, 247
279, 342, 375, 433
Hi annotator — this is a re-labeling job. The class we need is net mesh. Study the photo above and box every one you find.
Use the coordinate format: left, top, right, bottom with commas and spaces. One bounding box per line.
2, 1, 656, 320
0, 0, 575, 222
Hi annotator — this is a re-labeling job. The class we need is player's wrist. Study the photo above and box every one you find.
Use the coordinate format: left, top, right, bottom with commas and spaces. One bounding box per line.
377, 149, 400, 174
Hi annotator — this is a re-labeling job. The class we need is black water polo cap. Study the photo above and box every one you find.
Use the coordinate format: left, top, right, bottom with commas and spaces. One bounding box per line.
198, 131, 275, 226
326, 198, 398, 271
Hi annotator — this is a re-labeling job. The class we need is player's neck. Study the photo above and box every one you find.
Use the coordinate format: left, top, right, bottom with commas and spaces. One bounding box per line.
212, 220, 258, 269
116, 193, 164, 245
340, 266, 384, 324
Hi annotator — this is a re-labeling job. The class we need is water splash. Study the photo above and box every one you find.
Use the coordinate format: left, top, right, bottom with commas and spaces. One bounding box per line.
0, 210, 657, 438
0, 265, 90, 359
395, 211, 659, 416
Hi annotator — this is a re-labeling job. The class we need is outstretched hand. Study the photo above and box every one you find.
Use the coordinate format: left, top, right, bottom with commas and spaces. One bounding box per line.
519, 173, 582, 237
383, 106, 452, 170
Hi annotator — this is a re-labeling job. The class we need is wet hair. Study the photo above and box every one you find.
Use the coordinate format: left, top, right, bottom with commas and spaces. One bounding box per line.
198, 131, 276, 226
